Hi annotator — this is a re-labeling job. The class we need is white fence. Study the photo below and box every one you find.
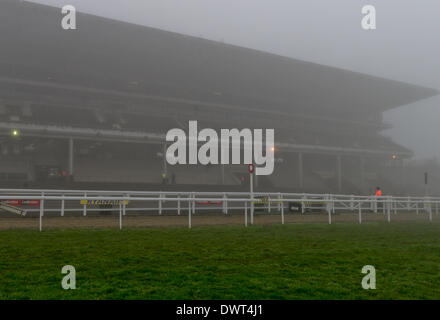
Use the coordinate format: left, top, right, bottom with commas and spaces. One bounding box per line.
0, 188, 439, 231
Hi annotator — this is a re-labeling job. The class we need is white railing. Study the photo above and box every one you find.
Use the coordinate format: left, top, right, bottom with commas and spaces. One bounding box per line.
0, 189, 439, 231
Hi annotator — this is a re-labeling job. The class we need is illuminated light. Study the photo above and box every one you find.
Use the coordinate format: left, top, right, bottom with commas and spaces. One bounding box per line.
11, 129, 19, 137
271, 147, 276, 152
392, 154, 397, 160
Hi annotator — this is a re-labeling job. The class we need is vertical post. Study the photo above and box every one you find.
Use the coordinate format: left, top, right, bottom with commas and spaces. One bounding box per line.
281, 197, 284, 225
39, 196, 44, 232
83, 192, 87, 216
188, 199, 192, 229
61, 193, 65, 217
119, 202, 122, 230
250, 172, 254, 225
387, 197, 391, 223
245, 201, 248, 227
374, 197, 378, 213
429, 204, 432, 222
350, 195, 354, 211
159, 192, 162, 215
298, 152, 304, 189
302, 194, 306, 214
278, 193, 281, 212
177, 194, 181, 215
328, 206, 332, 225
358, 201, 362, 224
122, 198, 126, 219
407, 196, 411, 211
268, 195, 271, 213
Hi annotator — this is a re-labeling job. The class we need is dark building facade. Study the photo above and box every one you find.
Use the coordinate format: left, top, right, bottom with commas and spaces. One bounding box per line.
0, 0, 437, 194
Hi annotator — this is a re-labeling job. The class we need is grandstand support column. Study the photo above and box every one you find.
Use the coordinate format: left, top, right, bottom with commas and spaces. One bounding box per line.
298, 152, 304, 189
68, 138, 74, 181
337, 155, 342, 192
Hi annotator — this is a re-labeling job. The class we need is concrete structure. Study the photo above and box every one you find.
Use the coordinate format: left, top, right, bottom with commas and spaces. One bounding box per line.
0, 0, 438, 194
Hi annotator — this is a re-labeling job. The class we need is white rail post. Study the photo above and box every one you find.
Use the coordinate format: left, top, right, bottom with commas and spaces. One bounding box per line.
278, 193, 281, 212
374, 196, 378, 213
159, 192, 162, 215
224, 193, 227, 215
61, 193, 65, 217
416, 200, 419, 215
429, 204, 432, 222
192, 193, 196, 215
250, 193, 254, 226
39, 195, 44, 232
281, 196, 284, 225
350, 195, 354, 211
394, 199, 397, 215
222, 193, 226, 214
407, 196, 411, 211
121, 197, 126, 228
387, 197, 391, 223
83, 192, 87, 216
436, 202, 439, 215
302, 194, 306, 214
327, 196, 332, 225
245, 201, 248, 227
119, 202, 122, 222
188, 198, 192, 229
177, 194, 181, 215
358, 201, 362, 224
119, 202, 122, 230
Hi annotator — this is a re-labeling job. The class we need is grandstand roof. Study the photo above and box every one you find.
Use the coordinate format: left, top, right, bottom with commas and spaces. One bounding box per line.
0, 0, 437, 118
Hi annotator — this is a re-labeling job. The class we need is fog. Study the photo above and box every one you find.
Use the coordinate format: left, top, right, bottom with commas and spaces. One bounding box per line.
29, 0, 440, 160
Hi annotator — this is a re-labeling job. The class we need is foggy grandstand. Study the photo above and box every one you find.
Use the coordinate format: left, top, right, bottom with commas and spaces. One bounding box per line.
0, 0, 438, 196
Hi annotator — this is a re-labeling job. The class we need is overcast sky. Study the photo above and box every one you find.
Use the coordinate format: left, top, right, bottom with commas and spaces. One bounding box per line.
29, 0, 440, 160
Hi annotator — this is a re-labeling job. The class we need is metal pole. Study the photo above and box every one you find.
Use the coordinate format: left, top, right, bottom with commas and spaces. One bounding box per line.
159, 192, 162, 215
177, 194, 181, 215
328, 197, 332, 224
119, 202, 122, 230
61, 193, 65, 217
39, 197, 44, 232
387, 198, 391, 223
245, 201, 248, 227
250, 172, 254, 225
188, 200, 192, 229
83, 192, 87, 216
358, 201, 362, 224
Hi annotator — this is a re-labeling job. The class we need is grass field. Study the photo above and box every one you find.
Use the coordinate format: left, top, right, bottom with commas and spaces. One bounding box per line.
0, 222, 439, 300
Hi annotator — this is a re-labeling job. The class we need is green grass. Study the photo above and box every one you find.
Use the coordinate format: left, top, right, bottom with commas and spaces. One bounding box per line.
0, 222, 439, 300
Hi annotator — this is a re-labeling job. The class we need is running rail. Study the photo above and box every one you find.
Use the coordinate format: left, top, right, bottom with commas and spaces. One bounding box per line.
0, 189, 439, 231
